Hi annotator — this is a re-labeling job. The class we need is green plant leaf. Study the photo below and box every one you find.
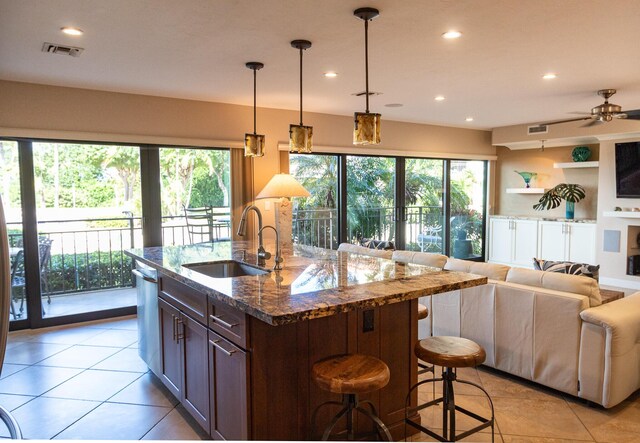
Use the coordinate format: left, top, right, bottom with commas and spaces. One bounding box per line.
533, 189, 562, 211
555, 183, 586, 203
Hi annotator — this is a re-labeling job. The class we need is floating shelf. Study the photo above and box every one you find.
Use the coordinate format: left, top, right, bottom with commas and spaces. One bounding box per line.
553, 161, 599, 169
506, 188, 546, 194
603, 211, 640, 218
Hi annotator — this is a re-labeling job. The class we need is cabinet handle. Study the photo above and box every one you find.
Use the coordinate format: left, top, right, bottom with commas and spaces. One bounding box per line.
176, 317, 184, 342
209, 339, 236, 357
172, 315, 178, 342
209, 314, 238, 329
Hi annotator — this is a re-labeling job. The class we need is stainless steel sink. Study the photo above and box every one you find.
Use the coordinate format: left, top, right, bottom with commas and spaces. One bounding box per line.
183, 260, 269, 278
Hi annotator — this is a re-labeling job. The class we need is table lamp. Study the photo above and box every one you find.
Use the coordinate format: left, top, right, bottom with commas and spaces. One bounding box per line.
256, 173, 310, 249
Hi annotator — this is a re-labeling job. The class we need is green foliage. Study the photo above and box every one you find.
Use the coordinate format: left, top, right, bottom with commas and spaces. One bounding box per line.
45, 252, 133, 294
534, 183, 586, 211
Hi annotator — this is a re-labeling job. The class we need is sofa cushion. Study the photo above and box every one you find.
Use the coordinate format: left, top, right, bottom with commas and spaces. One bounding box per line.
506, 267, 601, 307
532, 258, 600, 281
337, 243, 393, 259
444, 258, 510, 281
392, 250, 448, 269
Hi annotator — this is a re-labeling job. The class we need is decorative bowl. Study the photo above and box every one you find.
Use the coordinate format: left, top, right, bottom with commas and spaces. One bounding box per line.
572, 146, 591, 162
514, 170, 537, 188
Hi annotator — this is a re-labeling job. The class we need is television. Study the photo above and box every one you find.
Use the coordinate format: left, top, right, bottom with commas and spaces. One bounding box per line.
615, 142, 640, 198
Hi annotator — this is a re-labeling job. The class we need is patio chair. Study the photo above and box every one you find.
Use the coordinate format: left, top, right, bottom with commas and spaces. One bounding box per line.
9, 238, 53, 319
183, 206, 215, 244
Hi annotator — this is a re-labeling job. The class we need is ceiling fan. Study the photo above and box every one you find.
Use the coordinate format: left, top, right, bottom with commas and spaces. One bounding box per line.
538, 89, 640, 127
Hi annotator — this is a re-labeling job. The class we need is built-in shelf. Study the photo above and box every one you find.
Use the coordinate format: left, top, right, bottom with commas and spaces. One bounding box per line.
553, 161, 599, 169
603, 211, 640, 218
506, 188, 546, 194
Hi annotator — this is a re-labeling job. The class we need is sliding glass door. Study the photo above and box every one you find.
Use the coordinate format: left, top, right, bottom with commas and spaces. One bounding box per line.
449, 160, 487, 259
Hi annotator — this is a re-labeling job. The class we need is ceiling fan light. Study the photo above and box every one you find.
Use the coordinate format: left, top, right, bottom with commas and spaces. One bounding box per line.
289, 124, 313, 153
353, 112, 381, 145
244, 133, 265, 157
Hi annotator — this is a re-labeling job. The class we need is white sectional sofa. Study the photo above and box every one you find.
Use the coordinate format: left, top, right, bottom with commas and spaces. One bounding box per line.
391, 250, 640, 409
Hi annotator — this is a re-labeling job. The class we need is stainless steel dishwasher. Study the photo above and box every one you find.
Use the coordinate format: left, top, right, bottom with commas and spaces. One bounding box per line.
132, 261, 161, 377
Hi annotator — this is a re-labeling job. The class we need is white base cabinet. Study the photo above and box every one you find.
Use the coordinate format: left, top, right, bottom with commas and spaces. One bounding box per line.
489, 217, 597, 268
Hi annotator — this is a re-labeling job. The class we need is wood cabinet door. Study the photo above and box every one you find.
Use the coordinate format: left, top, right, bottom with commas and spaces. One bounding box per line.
512, 219, 539, 266
158, 297, 182, 399
181, 314, 210, 432
567, 223, 596, 264
537, 221, 567, 262
488, 218, 513, 264
209, 330, 249, 441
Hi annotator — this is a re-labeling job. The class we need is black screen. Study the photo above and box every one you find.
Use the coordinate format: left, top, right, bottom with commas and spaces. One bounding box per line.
615, 142, 640, 198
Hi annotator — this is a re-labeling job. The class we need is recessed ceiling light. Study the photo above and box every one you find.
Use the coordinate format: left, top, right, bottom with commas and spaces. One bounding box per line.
324, 72, 338, 78
442, 30, 462, 39
434, 95, 446, 101
543, 73, 557, 80
465, 117, 474, 122
61, 27, 83, 36
385, 103, 403, 108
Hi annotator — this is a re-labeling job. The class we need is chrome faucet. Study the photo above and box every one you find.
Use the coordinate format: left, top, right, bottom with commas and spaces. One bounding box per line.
237, 205, 269, 267
258, 225, 283, 271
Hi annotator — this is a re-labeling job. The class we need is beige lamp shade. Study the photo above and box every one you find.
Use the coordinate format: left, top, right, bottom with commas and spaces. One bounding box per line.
256, 173, 311, 199
289, 124, 313, 153
353, 112, 381, 145
244, 133, 265, 157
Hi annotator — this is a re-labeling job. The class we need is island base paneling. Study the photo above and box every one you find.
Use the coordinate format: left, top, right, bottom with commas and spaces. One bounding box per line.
249, 299, 419, 441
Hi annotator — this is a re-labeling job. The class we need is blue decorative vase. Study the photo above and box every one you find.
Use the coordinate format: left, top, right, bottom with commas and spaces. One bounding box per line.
565, 201, 575, 219
572, 146, 591, 162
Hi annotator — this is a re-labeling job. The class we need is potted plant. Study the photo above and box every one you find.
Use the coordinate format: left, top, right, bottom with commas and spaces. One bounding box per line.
533, 183, 586, 219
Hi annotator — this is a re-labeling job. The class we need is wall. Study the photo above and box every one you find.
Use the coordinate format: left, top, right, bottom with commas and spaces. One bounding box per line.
597, 137, 640, 289
495, 144, 599, 219
0, 80, 494, 236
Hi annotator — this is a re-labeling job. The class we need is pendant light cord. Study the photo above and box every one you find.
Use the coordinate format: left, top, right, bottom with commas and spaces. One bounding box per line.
299, 47, 304, 126
364, 18, 370, 114
253, 68, 257, 134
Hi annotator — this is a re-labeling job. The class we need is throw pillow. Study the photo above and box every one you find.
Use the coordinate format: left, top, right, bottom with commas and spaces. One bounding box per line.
532, 258, 600, 281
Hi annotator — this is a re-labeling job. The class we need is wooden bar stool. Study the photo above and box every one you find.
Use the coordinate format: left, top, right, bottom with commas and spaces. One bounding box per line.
311, 354, 393, 441
405, 336, 495, 442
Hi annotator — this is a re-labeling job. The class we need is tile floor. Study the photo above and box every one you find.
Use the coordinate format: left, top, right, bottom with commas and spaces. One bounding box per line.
0, 315, 208, 440
0, 316, 638, 441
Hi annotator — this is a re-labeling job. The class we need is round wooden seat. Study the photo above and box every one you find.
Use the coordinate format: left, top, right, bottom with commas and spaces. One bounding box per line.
414, 336, 486, 368
312, 354, 390, 395
417, 303, 429, 320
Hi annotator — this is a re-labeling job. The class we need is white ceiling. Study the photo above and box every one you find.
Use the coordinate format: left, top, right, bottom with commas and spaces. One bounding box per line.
1, 0, 640, 130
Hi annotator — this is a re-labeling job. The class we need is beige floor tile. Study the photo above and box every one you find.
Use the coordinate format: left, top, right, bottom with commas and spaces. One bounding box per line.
142, 405, 209, 440
43, 369, 142, 401
79, 328, 138, 347
108, 373, 178, 407
0, 363, 28, 379
493, 397, 592, 440
411, 430, 499, 441
0, 393, 35, 411
477, 368, 563, 401
566, 396, 640, 443
0, 366, 83, 396
54, 402, 171, 440
502, 435, 594, 442
36, 345, 121, 369
92, 348, 149, 372
106, 316, 138, 331
3, 342, 70, 365
27, 324, 106, 345
416, 393, 495, 434
5, 397, 100, 439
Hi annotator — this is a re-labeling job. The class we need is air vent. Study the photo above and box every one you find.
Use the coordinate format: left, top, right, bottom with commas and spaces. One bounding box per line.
527, 124, 548, 135
351, 91, 383, 97
42, 42, 84, 57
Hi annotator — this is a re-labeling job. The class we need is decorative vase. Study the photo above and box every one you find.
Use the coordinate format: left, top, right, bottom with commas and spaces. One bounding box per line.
572, 146, 591, 162
565, 201, 575, 219
515, 171, 537, 188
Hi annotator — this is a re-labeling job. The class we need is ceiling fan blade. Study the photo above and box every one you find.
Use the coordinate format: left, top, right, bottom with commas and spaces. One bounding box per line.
539, 117, 592, 126
582, 119, 603, 127
623, 109, 640, 120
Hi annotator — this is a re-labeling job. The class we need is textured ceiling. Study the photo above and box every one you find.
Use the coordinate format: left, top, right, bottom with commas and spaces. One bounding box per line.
1, 0, 640, 130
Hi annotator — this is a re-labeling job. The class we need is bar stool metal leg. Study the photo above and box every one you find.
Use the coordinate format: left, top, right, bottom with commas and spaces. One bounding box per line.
313, 394, 393, 441
0, 406, 22, 439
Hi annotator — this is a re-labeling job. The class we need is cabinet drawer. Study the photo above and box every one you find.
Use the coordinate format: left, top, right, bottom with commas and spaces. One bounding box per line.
159, 275, 207, 325
208, 296, 248, 349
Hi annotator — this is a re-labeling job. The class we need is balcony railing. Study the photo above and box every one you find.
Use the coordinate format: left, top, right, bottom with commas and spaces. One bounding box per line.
7, 210, 231, 297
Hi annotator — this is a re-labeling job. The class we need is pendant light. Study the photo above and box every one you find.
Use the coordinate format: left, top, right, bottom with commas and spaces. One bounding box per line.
353, 7, 381, 145
244, 61, 265, 157
289, 40, 313, 154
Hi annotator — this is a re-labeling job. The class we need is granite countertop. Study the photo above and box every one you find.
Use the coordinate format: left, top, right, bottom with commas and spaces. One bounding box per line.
125, 242, 486, 326
490, 215, 596, 223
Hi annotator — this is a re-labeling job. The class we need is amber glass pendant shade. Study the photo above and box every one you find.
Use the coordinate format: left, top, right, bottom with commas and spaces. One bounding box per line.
353, 112, 381, 145
244, 133, 265, 157
289, 124, 313, 153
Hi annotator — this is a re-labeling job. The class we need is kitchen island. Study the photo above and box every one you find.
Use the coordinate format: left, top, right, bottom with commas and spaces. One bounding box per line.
126, 242, 487, 440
